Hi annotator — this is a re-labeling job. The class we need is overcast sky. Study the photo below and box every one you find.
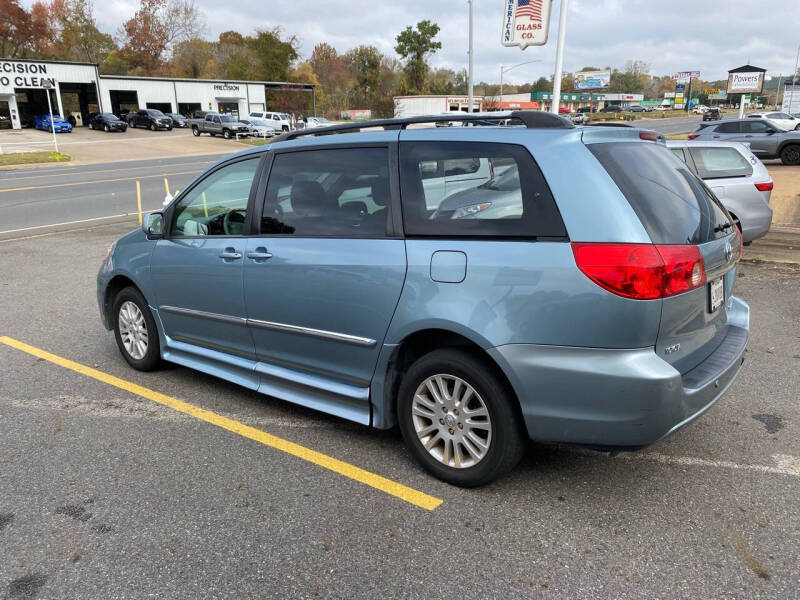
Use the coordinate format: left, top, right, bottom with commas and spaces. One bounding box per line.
76, 1, 800, 83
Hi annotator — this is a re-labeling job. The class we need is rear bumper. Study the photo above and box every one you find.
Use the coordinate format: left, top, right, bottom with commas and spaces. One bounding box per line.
739, 203, 773, 243
489, 297, 750, 448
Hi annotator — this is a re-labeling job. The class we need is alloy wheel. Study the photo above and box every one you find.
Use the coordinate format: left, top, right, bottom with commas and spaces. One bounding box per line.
411, 374, 492, 469
118, 301, 148, 360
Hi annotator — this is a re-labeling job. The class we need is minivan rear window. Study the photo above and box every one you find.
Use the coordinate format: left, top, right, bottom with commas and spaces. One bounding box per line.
588, 142, 732, 245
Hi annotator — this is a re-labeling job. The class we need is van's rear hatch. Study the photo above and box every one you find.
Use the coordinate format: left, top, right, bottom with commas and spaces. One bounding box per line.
587, 141, 741, 374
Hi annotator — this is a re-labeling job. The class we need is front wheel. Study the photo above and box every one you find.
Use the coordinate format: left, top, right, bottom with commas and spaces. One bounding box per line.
104, 124, 109, 132
150, 123, 157, 131
780, 144, 800, 166
223, 129, 231, 139
112, 287, 161, 371
397, 349, 525, 487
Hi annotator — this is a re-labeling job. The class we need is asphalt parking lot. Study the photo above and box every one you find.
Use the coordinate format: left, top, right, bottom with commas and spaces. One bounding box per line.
1, 220, 799, 599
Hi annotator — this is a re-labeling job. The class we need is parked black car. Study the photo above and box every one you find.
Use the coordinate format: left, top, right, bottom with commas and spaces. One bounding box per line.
89, 112, 128, 132
167, 113, 189, 128
600, 105, 623, 112
703, 107, 723, 121
129, 109, 173, 131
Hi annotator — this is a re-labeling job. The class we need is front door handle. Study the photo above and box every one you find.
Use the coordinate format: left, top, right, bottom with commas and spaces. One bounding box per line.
246, 247, 273, 260
219, 248, 242, 260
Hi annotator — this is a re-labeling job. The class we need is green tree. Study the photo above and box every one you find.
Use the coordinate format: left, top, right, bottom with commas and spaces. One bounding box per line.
49, 0, 115, 64
344, 44, 382, 105
531, 76, 551, 92
170, 38, 213, 78
394, 20, 441, 93
245, 28, 299, 81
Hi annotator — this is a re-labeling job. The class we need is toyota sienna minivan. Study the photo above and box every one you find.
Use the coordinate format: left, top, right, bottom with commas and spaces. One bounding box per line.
98, 112, 749, 486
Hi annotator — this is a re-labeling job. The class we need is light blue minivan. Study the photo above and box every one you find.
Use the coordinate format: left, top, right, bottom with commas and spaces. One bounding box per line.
98, 112, 749, 486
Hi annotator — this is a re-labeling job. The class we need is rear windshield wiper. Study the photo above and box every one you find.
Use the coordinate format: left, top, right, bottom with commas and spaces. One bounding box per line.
714, 222, 733, 233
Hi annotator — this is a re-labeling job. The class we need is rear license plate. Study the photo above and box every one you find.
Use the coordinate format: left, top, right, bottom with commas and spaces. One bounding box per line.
709, 277, 724, 312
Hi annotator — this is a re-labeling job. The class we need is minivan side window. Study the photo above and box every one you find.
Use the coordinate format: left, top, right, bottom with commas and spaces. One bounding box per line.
399, 142, 566, 238
261, 148, 390, 237
170, 158, 260, 237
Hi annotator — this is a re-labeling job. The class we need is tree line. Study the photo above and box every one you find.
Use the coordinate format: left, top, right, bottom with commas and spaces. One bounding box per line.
1, 1, 737, 116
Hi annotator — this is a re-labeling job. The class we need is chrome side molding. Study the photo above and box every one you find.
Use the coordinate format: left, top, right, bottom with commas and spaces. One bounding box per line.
159, 306, 376, 348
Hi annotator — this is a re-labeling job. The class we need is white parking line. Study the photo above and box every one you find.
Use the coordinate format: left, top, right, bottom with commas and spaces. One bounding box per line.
617, 451, 800, 477
0, 213, 134, 236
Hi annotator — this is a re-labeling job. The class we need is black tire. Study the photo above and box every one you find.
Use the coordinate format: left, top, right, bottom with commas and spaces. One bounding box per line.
282, 125, 289, 132
780, 144, 800, 166
104, 124, 109, 132
150, 122, 157, 131
397, 349, 525, 487
112, 286, 161, 372
223, 129, 231, 139
88, 122, 94, 130
192, 126, 200, 136
130, 121, 136, 128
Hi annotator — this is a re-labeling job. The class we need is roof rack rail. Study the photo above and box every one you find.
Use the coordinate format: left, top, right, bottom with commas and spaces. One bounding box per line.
273, 110, 574, 142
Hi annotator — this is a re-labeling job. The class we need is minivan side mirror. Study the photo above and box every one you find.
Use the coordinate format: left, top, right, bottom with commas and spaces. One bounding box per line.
143, 211, 164, 238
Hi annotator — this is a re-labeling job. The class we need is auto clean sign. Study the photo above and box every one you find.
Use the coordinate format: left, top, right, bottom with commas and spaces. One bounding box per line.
502, 0, 553, 49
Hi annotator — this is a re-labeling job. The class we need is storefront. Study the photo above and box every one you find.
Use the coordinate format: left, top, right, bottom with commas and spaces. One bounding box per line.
0, 58, 315, 129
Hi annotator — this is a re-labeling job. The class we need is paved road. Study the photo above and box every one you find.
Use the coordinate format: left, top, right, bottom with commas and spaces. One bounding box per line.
0, 223, 798, 598
635, 115, 702, 135
0, 154, 230, 236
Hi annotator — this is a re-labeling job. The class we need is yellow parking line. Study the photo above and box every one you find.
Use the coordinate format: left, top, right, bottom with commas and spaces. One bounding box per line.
0, 170, 200, 194
0, 336, 443, 511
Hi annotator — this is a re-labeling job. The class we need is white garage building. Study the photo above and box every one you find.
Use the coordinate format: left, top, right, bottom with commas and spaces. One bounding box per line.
0, 58, 316, 130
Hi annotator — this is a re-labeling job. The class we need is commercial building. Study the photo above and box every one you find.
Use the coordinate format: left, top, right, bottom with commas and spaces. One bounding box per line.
394, 95, 484, 118
0, 58, 315, 130
529, 91, 644, 112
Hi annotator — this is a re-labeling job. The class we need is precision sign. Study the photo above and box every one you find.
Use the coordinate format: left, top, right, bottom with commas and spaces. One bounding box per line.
502, 0, 553, 49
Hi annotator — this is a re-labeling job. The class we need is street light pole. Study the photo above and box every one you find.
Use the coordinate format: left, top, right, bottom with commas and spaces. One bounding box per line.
550, 0, 569, 114
500, 60, 543, 110
41, 80, 58, 154
467, 0, 474, 113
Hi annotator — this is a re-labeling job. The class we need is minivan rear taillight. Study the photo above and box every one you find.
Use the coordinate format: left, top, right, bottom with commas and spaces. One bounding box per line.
754, 181, 773, 192
571, 243, 707, 300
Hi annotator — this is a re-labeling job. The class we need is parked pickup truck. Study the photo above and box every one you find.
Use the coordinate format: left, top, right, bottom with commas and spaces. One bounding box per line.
190, 113, 251, 139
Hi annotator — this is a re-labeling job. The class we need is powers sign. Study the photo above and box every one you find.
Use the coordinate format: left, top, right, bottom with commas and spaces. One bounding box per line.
727, 65, 766, 94
501, 0, 553, 49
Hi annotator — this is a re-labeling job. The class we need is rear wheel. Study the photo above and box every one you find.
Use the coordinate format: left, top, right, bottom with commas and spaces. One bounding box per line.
397, 349, 525, 487
112, 287, 161, 371
192, 126, 200, 136
780, 144, 800, 165
88, 122, 94, 130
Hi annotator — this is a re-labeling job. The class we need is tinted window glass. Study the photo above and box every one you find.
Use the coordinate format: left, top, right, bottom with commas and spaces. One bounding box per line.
714, 122, 740, 134
262, 148, 390, 236
170, 158, 260, 236
399, 142, 566, 238
688, 147, 753, 179
741, 120, 771, 133
588, 142, 732, 245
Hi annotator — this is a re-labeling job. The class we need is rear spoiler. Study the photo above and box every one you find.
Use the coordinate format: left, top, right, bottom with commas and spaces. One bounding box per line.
580, 124, 665, 144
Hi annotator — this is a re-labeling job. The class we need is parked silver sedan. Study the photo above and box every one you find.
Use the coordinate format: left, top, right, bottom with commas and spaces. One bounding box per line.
667, 140, 773, 243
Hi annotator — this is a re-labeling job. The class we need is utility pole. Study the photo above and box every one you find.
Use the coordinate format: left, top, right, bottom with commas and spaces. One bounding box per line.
467, 0, 474, 113
550, 0, 569, 114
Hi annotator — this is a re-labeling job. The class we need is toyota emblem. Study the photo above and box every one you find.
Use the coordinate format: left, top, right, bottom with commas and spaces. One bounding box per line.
724, 240, 733, 262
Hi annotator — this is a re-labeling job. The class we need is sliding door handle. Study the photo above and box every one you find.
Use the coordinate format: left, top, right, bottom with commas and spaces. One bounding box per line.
246, 247, 273, 260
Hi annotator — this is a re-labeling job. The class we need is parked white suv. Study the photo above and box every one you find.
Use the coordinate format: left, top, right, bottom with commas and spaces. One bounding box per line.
249, 111, 290, 132
747, 112, 800, 131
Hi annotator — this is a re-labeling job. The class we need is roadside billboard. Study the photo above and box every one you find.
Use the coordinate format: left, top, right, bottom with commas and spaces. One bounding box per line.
672, 71, 700, 80
501, 0, 553, 49
573, 71, 610, 90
